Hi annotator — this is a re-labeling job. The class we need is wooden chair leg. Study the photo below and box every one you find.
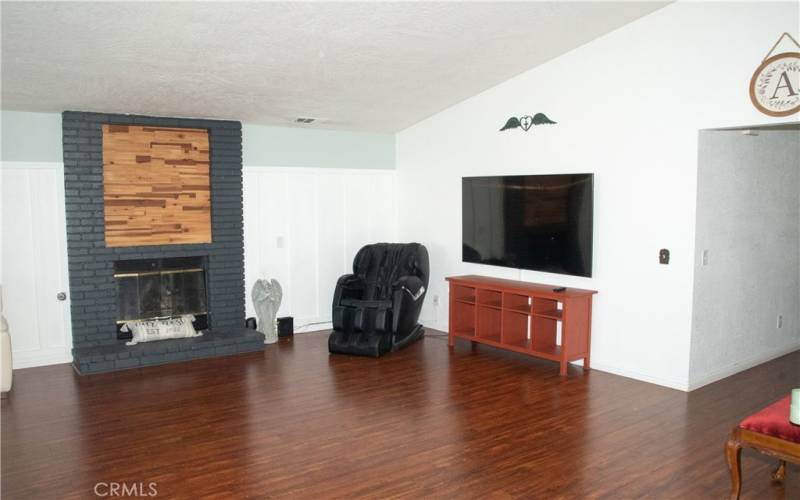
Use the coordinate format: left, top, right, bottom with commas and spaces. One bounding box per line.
726, 439, 742, 500
771, 460, 786, 482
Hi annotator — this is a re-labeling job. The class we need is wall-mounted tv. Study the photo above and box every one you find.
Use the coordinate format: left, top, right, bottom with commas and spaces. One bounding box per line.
462, 174, 594, 277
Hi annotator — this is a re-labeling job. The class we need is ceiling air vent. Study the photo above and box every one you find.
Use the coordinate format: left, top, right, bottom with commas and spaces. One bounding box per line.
294, 117, 316, 124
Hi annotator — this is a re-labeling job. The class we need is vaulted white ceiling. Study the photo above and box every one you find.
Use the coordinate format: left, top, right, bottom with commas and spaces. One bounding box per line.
1, 2, 667, 132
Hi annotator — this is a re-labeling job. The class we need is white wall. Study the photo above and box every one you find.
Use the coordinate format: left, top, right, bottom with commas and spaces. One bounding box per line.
395, 1, 799, 390
0, 161, 396, 371
243, 167, 396, 331
689, 129, 800, 390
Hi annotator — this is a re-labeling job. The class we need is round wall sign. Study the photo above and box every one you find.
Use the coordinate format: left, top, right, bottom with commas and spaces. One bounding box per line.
749, 51, 800, 117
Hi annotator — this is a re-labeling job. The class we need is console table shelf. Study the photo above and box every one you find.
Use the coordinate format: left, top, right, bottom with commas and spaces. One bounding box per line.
535, 309, 563, 321
447, 275, 597, 376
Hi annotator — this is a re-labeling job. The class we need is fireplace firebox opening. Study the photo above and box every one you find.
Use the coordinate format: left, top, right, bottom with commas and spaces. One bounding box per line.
114, 256, 209, 340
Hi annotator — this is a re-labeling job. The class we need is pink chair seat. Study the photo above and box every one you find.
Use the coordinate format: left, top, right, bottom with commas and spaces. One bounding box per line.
739, 396, 800, 444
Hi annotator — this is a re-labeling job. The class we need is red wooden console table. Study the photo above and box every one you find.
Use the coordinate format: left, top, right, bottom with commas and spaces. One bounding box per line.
446, 275, 597, 376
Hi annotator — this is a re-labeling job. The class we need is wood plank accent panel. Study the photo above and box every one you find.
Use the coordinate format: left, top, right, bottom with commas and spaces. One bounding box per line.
102, 125, 212, 247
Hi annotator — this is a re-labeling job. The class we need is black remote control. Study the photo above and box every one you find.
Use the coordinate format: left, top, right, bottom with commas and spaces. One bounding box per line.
552, 287, 567, 293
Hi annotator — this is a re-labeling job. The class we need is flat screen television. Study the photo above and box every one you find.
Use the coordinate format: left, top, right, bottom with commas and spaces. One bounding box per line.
462, 174, 594, 277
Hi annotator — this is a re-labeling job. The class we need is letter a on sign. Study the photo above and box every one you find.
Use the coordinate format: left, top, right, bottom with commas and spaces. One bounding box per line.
770, 71, 799, 99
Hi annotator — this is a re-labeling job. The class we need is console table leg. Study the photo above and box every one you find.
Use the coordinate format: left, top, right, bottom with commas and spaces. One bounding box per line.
559, 361, 568, 376
583, 356, 590, 370
772, 460, 786, 482
448, 333, 454, 347
725, 438, 742, 500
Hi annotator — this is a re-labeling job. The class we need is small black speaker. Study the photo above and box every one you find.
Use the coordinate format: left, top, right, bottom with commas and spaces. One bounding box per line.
277, 317, 293, 337
245, 317, 257, 330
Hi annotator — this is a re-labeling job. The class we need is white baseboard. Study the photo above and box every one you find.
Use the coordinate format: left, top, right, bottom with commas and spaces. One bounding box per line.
428, 320, 691, 391
326, 321, 797, 392
588, 360, 689, 392
422, 320, 448, 333
687, 343, 800, 392
13, 348, 72, 370
294, 321, 332, 333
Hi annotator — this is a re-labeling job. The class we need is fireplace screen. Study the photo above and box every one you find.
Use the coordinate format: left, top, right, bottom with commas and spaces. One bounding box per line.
115, 257, 208, 330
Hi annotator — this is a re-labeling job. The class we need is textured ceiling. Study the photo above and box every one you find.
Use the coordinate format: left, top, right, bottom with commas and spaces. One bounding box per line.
1, 2, 668, 132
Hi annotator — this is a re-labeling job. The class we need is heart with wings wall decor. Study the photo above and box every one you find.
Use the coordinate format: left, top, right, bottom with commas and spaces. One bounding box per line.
499, 113, 557, 132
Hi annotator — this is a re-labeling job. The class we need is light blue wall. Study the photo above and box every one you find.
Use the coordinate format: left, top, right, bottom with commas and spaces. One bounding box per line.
1, 110, 395, 168
1, 110, 63, 162
243, 123, 394, 169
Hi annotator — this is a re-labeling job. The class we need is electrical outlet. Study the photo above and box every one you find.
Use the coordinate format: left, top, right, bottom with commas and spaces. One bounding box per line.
702, 250, 709, 266
276, 236, 284, 249
433, 295, 440, 306
777, 315, 783, 329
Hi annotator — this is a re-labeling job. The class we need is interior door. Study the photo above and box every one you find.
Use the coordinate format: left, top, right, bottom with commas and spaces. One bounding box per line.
1, 162, 72, 368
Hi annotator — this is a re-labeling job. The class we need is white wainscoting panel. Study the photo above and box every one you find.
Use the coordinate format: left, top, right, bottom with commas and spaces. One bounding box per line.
243, 167, 397, 332
1, 162, 72, 368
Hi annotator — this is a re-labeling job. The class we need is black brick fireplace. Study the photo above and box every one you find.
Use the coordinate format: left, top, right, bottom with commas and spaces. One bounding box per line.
62, 111, 263, 374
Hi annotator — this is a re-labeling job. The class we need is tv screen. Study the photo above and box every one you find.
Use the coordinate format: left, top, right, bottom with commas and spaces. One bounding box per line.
462, 174, 594, 277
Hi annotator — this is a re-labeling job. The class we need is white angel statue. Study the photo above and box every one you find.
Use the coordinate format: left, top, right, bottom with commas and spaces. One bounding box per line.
252, 279, 282, 344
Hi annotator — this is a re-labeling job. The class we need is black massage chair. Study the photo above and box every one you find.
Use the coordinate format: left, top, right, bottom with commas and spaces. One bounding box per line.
328, 243, 429, 357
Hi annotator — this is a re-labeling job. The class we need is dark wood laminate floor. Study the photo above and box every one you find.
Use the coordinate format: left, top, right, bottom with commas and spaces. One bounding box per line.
2, 331, 798, 499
